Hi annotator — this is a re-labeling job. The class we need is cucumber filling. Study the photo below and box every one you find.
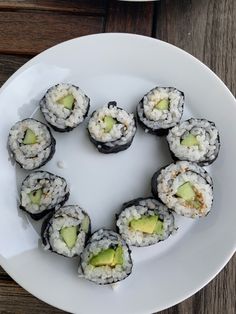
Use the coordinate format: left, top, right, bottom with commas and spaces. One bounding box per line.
57, 94, 75, 110
154, 98, 169, 111
81, 216, 90, 233
181, 133, 199, 147
176, 182, 203, 209
60, 226, 78, 249
103, 116, 117, 133
89, 245, 123, 267
23, 128, 37, 145
28, 189, 42, 205
129, 215, 163, 234
176, 182, 195, 201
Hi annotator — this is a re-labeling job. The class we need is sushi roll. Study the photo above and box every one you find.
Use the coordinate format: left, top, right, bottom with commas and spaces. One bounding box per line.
87, 101, 136, 154
20, 171, 70, 220
78, 229, 133, 285
167, 118, 220, 166
137, 86, 184, 136
40, 83, 90, 132
116, 197, 175, 247
151, 161, 213, 218
8, 118, 55, 170
41, 205, 91, 257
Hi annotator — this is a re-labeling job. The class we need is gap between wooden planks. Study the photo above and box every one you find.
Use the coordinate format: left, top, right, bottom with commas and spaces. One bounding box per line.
0, 0, 156, 55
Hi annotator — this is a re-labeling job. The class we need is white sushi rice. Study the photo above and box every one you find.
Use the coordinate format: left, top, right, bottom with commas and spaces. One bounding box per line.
57, 160, 67, 169
137, 87, 184, 129
8, 119, 54, 170
167, 118, 220, 164
43, 205, 90, 258
116, 198, 175, 247
157, 161, 213, 218
40, 83, 89, 130
78, 229, 132, 285
20, 171, 69, 214
88, 103, 136, 144
110, 283, 120, 290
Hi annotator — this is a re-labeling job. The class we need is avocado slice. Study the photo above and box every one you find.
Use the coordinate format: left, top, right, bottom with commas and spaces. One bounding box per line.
130, 216, 158, 234
181, 134, 199, 147
23, 128, 37, 145
153, 220, 163, 234
60, 226, 78, 249
104, 116, 117, 133
28, 189, 42, 205
81, 216, 90, 233
155, 98, 169, 110
89, 248, 115, 267
176, 182, 195, 201
112, 245, 123, 266
57, 94, 74, 110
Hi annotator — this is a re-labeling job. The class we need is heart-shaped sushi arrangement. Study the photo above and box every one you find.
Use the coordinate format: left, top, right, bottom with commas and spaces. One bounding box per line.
7, 83, 220, 285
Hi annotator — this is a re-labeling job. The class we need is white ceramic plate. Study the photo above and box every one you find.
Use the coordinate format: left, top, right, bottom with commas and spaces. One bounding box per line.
0, 33, 235, 314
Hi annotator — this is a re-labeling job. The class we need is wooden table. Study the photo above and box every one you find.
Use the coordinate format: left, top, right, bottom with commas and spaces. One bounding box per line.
0, 1, 235, 313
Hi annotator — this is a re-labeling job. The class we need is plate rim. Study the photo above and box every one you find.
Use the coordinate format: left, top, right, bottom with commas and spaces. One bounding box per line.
0, 32, 235, 314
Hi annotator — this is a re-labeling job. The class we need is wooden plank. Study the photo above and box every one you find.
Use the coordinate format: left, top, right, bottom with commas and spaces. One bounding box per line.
0, 0, 107, 15
105, 0, 155, 36
155, 0, 236, 95
0, 12, 104, 55
0, 54, 30, 86
0, 279, 65, 313
0, 266, 10, 280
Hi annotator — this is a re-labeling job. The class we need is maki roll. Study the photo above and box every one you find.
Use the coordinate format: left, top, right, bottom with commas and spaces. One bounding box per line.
78, 229, 132, 285
137, 86, 184, 136
8, 118, 55, 170
20, 171, 70, 220
152, 161, 213, 218
167, 118, 220, 166
42, 205, 91, 257
88, 101, 136, 154
40, 83, 90, 132
116, 197, 175, 247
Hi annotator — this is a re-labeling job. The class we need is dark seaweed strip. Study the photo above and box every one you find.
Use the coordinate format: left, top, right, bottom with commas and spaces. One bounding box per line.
116, 197, 175, 247
169, 141, 219, 166
151, 162, 213, 204
87, 101, 137, 154
80, 229, 133, 285
88, 130, 135, 154
151, 165, 168, 201
8, 118, 56, 170
167, 118, 220, 166
40, 84, 90, 132
46, 97, 90, 132
41, 211, 54, 247
20, 190, 69, 221
136, 87, 184, 137
19, 171, 70, 220
41, 206, 91, 257
136, 105, 169, 136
